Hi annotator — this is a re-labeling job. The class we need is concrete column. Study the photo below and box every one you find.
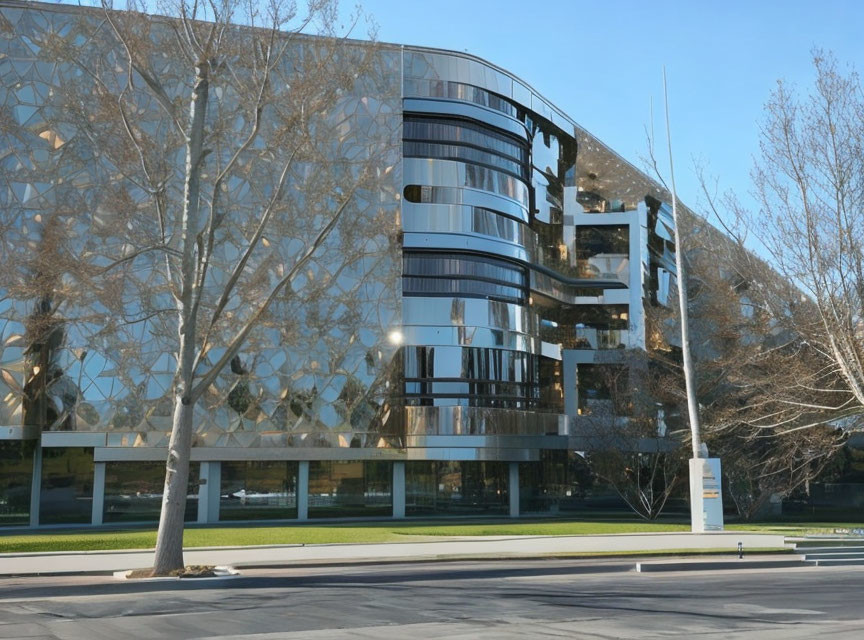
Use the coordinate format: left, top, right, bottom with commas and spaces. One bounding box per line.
508, 462, 520, 519
29, 443, 42, 528
91, 461, 106, 526
197, 461, 221, 524
297, 460, 309, 521
392, 461, 406, 519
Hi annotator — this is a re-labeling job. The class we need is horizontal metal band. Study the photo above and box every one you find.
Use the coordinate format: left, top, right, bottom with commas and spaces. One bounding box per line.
402, 202, 532, 249
404, 447, 540, 462
402, 296, 537, 334
0, 425, 39, 440
405, 405, 569, 437
402, 184, 530, 222
403, 97, 529, 140
406, 434, 568, 450
403, 232, 530, 263
401, 325, 538, 353
404, 158, 529, 209
42, 431, 107, 447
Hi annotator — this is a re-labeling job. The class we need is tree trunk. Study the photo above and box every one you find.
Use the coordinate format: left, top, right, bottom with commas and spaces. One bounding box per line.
152, 63, 209, 575
153, 391, 194, 574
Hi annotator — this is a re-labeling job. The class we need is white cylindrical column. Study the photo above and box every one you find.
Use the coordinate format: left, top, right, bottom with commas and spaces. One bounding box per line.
91, 461, 106, 526
297, 461, 309, 521
508, 462, 520, 519
392, 461, 406, 519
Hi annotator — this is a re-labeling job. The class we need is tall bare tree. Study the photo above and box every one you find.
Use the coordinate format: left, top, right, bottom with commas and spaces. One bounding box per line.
2, 0, 397, 574
697, 51, 864, 440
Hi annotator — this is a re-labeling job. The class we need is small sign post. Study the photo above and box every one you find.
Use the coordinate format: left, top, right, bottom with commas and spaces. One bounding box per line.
689, 457, 724, 532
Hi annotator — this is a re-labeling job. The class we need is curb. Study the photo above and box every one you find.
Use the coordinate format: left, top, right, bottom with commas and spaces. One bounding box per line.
0, 550, 796, 579
635, 558, 807, 572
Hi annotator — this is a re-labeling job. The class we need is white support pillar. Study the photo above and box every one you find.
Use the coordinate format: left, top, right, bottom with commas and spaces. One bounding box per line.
508, 462, 520, 519
91, 461, 106, 526
392, 461, 406, 519
29, 444, 42, 528
297, 461, 309, 521
197, 461, 221, 524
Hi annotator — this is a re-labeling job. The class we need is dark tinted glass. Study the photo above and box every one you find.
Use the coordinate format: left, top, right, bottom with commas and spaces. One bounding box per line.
406, 461, 509, 516
104, 461, 200, 523
0, 441, 35, 526
39, 447, 93, 525
308, 460, 392, 518
220, 461, 298, 521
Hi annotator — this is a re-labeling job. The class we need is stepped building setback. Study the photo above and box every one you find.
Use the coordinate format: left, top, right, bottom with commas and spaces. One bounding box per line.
1, 1, 688, 527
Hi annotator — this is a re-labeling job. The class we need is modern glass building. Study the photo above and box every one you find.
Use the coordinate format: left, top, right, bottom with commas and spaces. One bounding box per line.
0, 1, 682, 527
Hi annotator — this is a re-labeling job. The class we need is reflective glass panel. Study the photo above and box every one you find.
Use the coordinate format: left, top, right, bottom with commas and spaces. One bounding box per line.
0, 441, 35, 527
104, 461, 200, 523
220, 461, 298, 521
405, 461, 508, 516
308, 460, 392, 518
39, 447, 93, 525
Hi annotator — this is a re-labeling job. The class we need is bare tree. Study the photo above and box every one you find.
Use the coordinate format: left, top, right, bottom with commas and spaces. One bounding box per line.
1, 0, 397, 574
699, 51, 864, 439
580, 352, 688, 520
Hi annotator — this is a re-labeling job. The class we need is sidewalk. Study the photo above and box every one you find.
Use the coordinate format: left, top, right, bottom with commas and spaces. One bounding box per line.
0, 532, 788, 577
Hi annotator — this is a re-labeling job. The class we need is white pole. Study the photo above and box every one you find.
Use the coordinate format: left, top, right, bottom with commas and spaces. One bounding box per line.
662, 67, 703, 460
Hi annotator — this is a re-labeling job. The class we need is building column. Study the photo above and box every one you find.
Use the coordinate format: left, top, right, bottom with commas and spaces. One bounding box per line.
297, 461, 309, 521
91, 461, 106, 526
392, 461, 406, 519
198, 461, 221, 524
508, 462, 520, 519
29, 443, 42, 528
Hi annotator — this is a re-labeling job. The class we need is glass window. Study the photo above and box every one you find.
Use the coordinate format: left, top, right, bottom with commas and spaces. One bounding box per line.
404, 141, 526, 180
402, 253, 527, 304
403, 78, 519, 119
576, 226, 629, 257
406, 461, 508, 516
404, 116, 527, 165
220, 461, 298, 521
103, 461, 200, 523
39, 447, 93, 525
519, 451, 594, 514
308, 460, 392, 518
0, 441, 35, 527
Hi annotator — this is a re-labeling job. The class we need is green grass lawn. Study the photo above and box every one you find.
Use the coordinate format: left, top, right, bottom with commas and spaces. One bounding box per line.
0, 518, 854, 554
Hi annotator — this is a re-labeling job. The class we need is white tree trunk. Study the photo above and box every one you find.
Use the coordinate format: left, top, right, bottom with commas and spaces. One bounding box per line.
153, 64, 209, 575
153, 381, 194, 573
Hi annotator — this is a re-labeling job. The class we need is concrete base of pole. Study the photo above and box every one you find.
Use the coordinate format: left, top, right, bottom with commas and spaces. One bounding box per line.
689, 457, 724, 533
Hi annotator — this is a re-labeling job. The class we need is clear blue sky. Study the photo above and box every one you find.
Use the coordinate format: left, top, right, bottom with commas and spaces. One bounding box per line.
360, 0, 863, 219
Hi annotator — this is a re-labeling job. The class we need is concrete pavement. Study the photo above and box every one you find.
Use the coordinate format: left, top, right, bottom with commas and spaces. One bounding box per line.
0, 531, 788, 576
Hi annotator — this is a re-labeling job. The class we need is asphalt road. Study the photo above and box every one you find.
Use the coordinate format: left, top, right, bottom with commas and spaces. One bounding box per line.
1, 559, 863, 639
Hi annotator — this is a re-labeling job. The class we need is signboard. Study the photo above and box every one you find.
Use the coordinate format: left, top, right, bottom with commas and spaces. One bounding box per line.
689, 457, 724, 532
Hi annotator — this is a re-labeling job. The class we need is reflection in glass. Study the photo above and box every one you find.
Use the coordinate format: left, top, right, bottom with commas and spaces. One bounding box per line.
220, 461, 298, 521
519, 451, 594, 514
308, 460, 392, 518
0, 441, 35, 526
39, 447, 93, 525
104, 461, 200, 523
406, 461, 508, 515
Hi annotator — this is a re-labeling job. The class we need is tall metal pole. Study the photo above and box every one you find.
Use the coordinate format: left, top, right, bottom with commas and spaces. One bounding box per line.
662, 67, 703, 460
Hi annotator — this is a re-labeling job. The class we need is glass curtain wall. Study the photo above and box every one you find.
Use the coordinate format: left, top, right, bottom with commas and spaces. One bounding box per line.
406, 461, 508, 516
39, 447, 94, 525
308, 460, 392, 518
220, 461, 298, 521
103, 461, 200, 523
0, 441, 35, 526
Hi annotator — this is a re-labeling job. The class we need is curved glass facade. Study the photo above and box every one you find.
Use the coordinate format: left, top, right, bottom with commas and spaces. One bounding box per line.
0, 3, 678, 524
